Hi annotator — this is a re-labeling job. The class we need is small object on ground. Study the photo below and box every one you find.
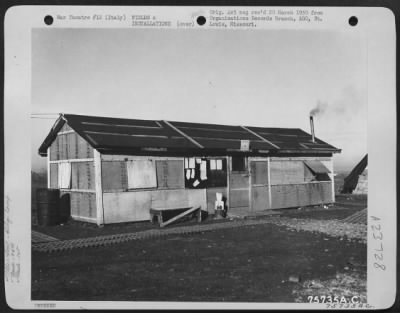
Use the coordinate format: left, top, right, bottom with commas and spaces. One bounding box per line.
324, 249, 329, 252
288, 275, 300, 283
327, 264, 334, 268
297, 207, 302, 210
344, 266, 349, 270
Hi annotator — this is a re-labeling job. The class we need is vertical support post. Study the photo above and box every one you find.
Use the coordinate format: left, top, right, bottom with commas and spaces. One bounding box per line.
226, 156, 230, 214
267, 157, 272, 209
248, 157, 252, 213
47, 148, 51, 188
329, 156, 335, 203
94, 150, 104, 226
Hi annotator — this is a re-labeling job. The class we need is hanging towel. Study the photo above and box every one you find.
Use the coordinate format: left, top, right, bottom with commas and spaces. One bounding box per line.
200, 160, 207, 180
189, 158, 195, 169
210, 159, 217, 170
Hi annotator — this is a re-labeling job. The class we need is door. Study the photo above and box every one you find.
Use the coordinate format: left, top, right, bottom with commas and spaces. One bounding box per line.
250, 160, 270, 211
228, 156, 250, 215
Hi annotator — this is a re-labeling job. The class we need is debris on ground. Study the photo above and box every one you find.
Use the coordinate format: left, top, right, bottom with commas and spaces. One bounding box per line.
288, 275, 301, 283
341, 208, 367, 225
266, 217, 367, 243
292, 272, 367, 303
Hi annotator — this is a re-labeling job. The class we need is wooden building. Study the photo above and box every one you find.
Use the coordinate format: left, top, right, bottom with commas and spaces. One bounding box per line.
38, 114, 341, 226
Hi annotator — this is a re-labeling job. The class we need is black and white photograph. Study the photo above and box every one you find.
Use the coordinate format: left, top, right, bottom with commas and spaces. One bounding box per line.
4, 6, 396, 310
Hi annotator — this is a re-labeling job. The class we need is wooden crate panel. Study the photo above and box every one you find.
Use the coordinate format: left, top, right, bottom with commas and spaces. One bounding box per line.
206, 187, 228, 214
252, 186, 270, 211
77, 134, 94, 159
59, 134, 67, 160
230, 173, 249, 189
70, 192, 96, 219
271, 182, 332, 209
49, 139, 59, 161
270, 161, 305, 185
102, 161, 128, 191
49, 163, 58, 188
229, 189, 249, 208
151, 189, 207, 211
156, 160, 184, 189
66, 133, 77, 159
251, 161, 268, 185
103, 191, 152, 223
71, 162, 95, 190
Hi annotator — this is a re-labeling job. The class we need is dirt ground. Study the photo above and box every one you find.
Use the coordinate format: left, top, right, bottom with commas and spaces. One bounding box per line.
31, 195, 367, 302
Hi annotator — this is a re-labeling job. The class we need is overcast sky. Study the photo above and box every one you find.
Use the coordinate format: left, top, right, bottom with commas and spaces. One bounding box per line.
31, 28, 367, 172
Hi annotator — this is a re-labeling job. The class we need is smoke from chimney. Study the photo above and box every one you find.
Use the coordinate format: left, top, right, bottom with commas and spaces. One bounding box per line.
309, 116, 315, 143
310, 100, 328, 117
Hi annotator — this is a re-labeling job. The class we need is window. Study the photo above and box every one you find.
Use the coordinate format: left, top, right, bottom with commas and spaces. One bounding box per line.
156, 160, 184, 189
58, 162, 71, 189
207, 158, 227, 187
126, 160, 157, 189
303, 160, 331, 182
232, 156, 246, 172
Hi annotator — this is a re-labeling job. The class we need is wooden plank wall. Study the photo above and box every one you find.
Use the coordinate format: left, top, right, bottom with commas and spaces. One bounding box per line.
49, 131, 93, 161
102, 189, 207, 223
270, 160, 305, 185
70, 192, 97, 220
49, 126, 97, 223
101, 161, 128, 191
271, 181, 332, 209
71, 162, 95, 190
49, 163, 58, 188
229, 172, 249, 209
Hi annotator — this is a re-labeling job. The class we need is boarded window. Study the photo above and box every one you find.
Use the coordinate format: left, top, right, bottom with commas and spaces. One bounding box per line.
102, 161, 128, 191
270, 161, 305, 185
58, 162, 71, 189
126, 160, 157, 189
156, 160, 184, 189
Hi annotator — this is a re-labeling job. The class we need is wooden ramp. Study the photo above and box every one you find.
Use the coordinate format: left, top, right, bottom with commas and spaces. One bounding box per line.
150, 206, 202, 227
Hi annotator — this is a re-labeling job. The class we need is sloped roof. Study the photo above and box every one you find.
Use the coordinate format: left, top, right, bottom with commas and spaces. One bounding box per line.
38, 114, 341, 156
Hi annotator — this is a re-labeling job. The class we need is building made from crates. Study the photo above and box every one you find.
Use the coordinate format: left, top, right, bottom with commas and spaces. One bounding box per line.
38, 113, 341, 226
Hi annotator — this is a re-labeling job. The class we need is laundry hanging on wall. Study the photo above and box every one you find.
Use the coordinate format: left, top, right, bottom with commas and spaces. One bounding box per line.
184, 157, 227, 189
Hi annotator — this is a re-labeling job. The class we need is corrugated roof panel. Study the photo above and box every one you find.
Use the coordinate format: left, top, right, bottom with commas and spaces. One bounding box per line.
38, 114, 340, 156
84, 132, 197, 149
